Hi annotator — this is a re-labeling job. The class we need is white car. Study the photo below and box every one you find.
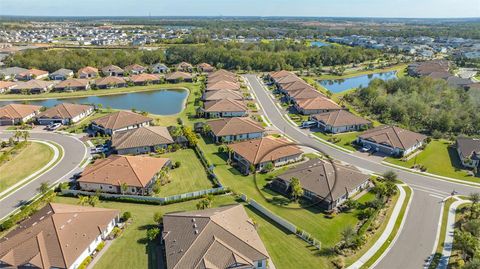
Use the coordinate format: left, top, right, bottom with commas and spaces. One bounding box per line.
300, 121, 317, 129
360, 145, 372, 152
47, 123, 62, 131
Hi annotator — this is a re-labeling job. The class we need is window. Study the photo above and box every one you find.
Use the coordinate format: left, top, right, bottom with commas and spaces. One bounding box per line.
257, 260, 263, 267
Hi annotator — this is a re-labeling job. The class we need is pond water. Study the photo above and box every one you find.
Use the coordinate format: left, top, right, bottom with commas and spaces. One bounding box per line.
318, 71, 398, 93
310, 41, 330, 47
1, 89, 189, 115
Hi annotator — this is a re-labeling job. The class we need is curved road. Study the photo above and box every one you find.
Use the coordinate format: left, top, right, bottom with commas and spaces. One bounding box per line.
243, 74, 480, 269
0, 131, 87, 220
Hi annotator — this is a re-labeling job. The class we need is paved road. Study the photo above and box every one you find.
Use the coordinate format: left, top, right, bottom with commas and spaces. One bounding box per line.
243, 74, 480, 269
0, 132, 87, 220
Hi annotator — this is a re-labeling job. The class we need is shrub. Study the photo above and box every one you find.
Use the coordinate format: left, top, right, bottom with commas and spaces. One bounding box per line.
122, 211, 132, 221
95, 241, 106, 252
174, 161, 181, 168
332, 256, 345, 269
111, 227, 122, 238
78, 256, 92, 269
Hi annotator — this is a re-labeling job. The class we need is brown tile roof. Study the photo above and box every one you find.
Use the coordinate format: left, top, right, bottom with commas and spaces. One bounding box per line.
281, 80, 314, 92
208, 117, 264, 137
276, 159, 369, 203
311, 110, 370, 127
163, 204, 269, 269
203, 99, 247, 113
203, 89, 244, 101
206, 80, 240, 91
112, 126, 174, 150
269, 70, 294, 80
79, 155, 170, 187
197, 63, 214, 71
295, 96, 342, 110
124, 64, 146, 73
92, 110, 152, 131
209, 69, 236, 79
289, 88, 325, 100
11, 80, 55, 91
101, 65, 124, 73
129, 73, 160, 83
38, 103, 93, 120
228, 136, 302, 165
0, 203, 119, 269
0, 81, 17, 89
165, 71, 193, 80
19, 68, 48, 77
95, 76, 126, 86
207, 74, 237, 84
0, 104, 42, 119
54, 78, 90, 89
359, 125, 427, 150
275, 74, 303, 85
77, 66, 98, 75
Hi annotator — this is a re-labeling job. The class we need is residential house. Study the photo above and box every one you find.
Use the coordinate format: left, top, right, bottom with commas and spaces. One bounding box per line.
151, 63, 170, 74
0, 67, 29, 80
267, 70, 294, 83
176, 62, 193, 72
165, 71, 193, 83
0, 81, 17, 93
37, 103, 94, 125
0, 203, 119, 269
311, 110, 371, 133
95, 76, 127, 89
294, 96, 342, 115
124, 64, 146, 74
16, 68, 49, 80
199, 98, 248, 118
206, 80, 240, 91
49, 68, 74, 80
101, 65, 124, 77
129, 73, 161, 85
356, 125, 427, 156
112, 126, 174, 155
54, 78, 91, 91
77, 66, 99, 79
162, 204, 270, 269
207, 74, 237, 84
456, 137, 480, 169
202, 89, 244, 101
197, 62, 215, 73
288, 88, 324, 102
91, 110, 153, 135
10, 80, 55, 94
0, 103, 42, 125
228, 136, 303, 174
208, 117, 265, 143
270, 159, 370, 210
78, 155, 171, 195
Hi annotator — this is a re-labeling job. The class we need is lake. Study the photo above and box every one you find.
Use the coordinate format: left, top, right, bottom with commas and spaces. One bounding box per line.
310, 41, 330, 47
318, 71, 398, 93
0, 89, 189, 115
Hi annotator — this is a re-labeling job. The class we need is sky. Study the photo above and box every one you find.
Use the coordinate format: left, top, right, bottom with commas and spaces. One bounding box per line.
0, 0, 479, 18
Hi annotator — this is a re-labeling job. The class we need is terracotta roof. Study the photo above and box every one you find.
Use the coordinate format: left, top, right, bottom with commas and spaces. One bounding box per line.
176, 62, 193, 69
456, 137, 480, 160
203, 89, 243, 101
208, 117, 264, 137
276, 159, 369, 203
311, 110, 370, 127
165, 71, 193, 80
281, 80, 314, 92
209, 69, 236, 79
77, 66, 98, 75
198, 63, 214, 70
54, 78, 90, 89
269, 70, 294, 79
95, 76, 126, 86
38, 103, 93, 120
163, 204, 269, 269
112, 126, 174, 150
206, 80, 240, 91
275, 74, 303, 85
228, 136, 302, 165
19, 68, 48, 77
128, 73, 160, 83
359, 125, 427, 150
101, 65, 124, 73
79, 155, 170, 187
207, 75, 237, 84
92, 110, 152, 131
295, 96, 341, 110
124, 64, 146, 73
0, 81, 17, 89
0, 203, 119, 269
11, 80, 55, 91
0, 104, 42, 119
289, 88, 325, 100
203, 98, 247, 113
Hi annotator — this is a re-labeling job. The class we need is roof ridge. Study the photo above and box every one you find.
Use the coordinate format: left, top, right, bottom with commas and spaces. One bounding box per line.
123, 156, 147, 187
391, 126, 406, 149
172, 221, 214, 269
50, 214, 69, 268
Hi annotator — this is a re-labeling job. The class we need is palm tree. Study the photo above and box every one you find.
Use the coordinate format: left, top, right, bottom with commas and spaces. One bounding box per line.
78, 195, 89, 206
120, 183, 128, 195
13, 131, 22, 142
227, 147, 234, 164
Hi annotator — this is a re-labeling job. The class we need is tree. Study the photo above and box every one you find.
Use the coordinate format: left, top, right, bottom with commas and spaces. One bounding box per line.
153, 212, 163, 225
21, 131, 30, 142
196, 195, 213, 210
226, 147, 234, 165
202, 124, 211, 135
453, 230, 478, 260
290, 177, 304, 202
37, 182, 49, 194
146, 227, 160, 241
13, 131, 22, 142
88, 195, 99, 207
78, 195, 89, 206
263, 162, 274, 172
120, 183, 128, 194
341, 226, 356, 247
382, 170, 398, 183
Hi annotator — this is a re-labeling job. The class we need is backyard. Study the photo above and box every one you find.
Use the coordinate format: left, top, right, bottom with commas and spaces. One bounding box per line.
314, 131, 360, 152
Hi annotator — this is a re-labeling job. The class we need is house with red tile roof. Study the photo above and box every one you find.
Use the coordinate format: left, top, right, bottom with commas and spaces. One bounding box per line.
0, 103, 42, 125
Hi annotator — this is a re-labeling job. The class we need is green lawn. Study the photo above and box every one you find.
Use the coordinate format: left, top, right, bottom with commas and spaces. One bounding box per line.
386, 140, 479, 184
155, 149, 214, 197
62, 109, 113, 133
314, 131, 360, 151
0, 142, 54, 193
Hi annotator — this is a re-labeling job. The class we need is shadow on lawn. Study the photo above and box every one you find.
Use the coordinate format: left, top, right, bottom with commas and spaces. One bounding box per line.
447, 145, 476, 175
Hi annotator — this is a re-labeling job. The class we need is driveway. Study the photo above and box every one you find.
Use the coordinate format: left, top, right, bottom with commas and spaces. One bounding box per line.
243, 74, 480, 269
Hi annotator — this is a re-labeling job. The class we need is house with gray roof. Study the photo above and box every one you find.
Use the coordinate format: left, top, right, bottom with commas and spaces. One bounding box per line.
49, 68, 74, 80
0, 67, 29, 80
456, 137, 480, 169
112, 126, 174, 155
311, 110, 371, 134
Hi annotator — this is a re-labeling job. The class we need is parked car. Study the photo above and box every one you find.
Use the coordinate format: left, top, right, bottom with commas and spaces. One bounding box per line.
90, 145, 108, 154
46, 123, 62, 131
360, 145, 372, 152
300, 121, 317, 129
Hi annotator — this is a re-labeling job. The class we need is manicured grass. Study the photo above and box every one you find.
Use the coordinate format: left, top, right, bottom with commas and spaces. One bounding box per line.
0, 142, 54, 193
386, 139, 479, 184
314, 131, 360, 151
0, 83, 195, 100
360, 185, 412, 269
310, 64, 407, 81
61, 109, 113, 133
428, 198, 455, 269
155, 149, 214, 197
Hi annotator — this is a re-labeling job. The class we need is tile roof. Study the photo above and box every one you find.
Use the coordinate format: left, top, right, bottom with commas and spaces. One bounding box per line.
101, 65, 124, 73
203, 89, 243, 101
37, 103, 93, 120
359, 125, 427, 150
11, 80, 55, 91
203, 98, 247, 112
163, 204, 269, 269
79, 155, 170, 187
124, 64, 146, 72
0, 81, 17, 89
91, 110, 152, 131
165, 71, 193, 80
0, 67, 29, 77
50, 68, 73, 77
289, 88, 325, 100
295, 96, 341, 110
208, 117, 264, 137
54, 78, 90, 89
112, 126, 174, 150
268, 70, 294, 80
0, 203, 119, 269
0, 103, 42, 119
276, 159, 369, 203
19, 68, 48, 77
128, 73, 160, 83
311, 110, 370, 127
206, 80, 240, 91
77, 66, 98, 75
228, 136, 302, 165
95, 76, 126, 86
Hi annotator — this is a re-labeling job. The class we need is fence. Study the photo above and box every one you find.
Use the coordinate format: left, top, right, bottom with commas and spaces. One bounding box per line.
194, 145, 222, 187
240, 194, 321, 250
62, 187, 227, 204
